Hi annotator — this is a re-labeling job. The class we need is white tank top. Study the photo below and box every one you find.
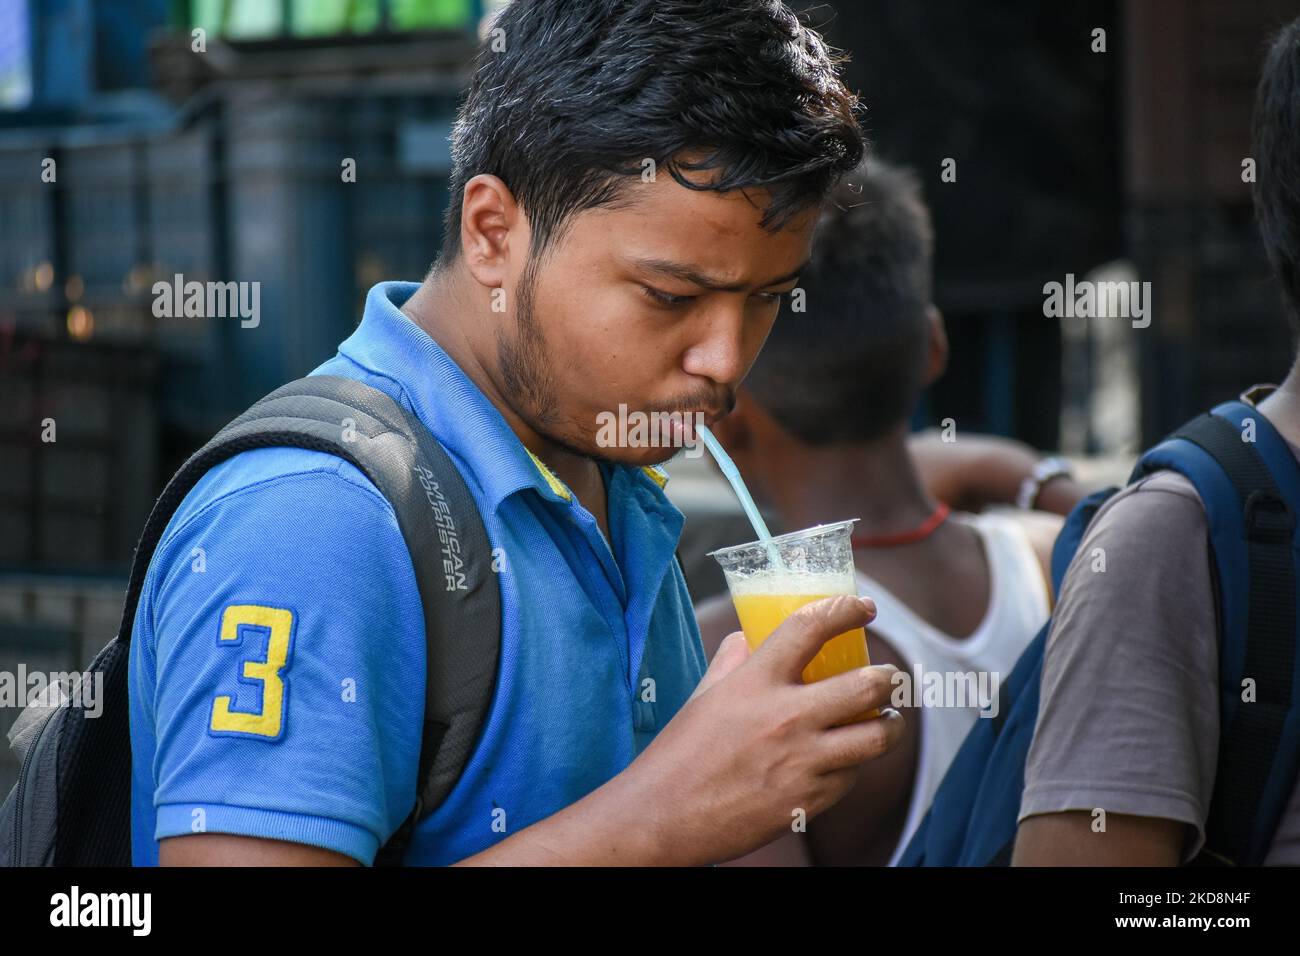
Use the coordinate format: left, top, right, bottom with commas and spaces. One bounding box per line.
854, 510, 1052, 867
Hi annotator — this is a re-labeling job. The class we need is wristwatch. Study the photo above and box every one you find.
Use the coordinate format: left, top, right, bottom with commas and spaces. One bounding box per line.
1016, 456, 1073, 510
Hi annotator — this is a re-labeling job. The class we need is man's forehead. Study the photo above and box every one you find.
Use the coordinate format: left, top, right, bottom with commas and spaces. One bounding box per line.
579, 176, 818, 276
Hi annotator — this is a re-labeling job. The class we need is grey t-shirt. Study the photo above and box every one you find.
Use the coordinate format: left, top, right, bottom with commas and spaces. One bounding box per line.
1018, 464, 1300, 864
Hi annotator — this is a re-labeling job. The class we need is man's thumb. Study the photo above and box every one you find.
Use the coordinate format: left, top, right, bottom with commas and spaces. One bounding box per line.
689, 631, 751, 700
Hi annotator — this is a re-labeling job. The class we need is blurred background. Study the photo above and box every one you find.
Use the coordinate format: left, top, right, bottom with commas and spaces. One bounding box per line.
0, 0, 1298, 792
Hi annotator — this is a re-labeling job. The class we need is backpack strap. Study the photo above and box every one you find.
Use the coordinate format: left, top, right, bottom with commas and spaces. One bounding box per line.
893, 485, 1120, 867
117, 375, 501, 866
1132, 400, 1300, 865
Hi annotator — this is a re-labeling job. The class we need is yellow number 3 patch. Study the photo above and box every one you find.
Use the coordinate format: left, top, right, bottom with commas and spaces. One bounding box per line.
209, 604, 295, 739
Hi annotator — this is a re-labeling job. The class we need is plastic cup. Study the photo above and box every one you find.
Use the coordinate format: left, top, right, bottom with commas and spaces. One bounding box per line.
709, 519, 876, 723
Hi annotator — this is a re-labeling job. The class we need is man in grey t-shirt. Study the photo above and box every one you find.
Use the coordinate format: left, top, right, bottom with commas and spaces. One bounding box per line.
1013, 17, 1300, 865
1014, 389, 1300, 864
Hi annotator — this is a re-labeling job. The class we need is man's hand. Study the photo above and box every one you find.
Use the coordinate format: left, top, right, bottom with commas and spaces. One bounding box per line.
687, 626, 751, 701
621, 594, 904, 866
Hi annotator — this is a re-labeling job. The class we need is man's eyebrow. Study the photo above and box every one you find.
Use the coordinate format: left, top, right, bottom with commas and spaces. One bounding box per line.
628, 256, 810, 292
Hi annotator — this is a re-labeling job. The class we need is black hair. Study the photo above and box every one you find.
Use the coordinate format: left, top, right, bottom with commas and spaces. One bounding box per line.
435, 0, 865, 267
743, 158, 935, 444
1254, 17, 1300, 339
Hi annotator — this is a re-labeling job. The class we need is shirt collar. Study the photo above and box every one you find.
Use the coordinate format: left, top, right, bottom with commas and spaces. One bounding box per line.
338, 282, 672, 512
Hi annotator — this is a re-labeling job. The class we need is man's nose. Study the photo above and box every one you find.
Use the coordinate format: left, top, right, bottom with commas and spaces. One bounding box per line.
681, 306, 747, 386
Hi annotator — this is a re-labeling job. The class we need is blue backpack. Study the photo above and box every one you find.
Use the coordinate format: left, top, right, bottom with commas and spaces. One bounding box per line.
898, 399, 1300, 866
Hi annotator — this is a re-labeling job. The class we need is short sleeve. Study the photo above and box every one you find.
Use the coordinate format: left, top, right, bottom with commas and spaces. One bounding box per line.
133, 451, 426, 864
1017, 473, 1221, 862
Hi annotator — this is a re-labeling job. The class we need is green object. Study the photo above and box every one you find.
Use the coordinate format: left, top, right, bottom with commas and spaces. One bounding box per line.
186, 0, 474, 36
391, 0, 473, 30
293, 0, 380, 36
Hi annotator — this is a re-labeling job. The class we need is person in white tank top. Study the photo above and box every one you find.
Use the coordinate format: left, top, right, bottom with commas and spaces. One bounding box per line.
865, 510, 1051, 866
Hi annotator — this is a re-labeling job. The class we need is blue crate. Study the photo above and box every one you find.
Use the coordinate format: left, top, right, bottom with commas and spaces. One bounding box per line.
59, 137, 149, 321
147, 123, 218, 286
348, 93, 455, 287
0, 143, 58, 321
222, 95, 356, 407
146, 118, 223, 372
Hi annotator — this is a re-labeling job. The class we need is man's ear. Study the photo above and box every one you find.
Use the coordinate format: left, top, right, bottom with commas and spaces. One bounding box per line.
923, 304, 949, 387
458, 173, 523, 291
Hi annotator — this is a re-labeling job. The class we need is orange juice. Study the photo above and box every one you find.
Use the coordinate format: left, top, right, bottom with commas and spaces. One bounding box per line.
732, 592, 871, 681
729, 575, 876, 723
709, 520, 877, 723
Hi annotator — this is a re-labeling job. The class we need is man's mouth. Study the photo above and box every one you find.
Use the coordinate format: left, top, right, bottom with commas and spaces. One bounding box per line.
668, 408, 721, 446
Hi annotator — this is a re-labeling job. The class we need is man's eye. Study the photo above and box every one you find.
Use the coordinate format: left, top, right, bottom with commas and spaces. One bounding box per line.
641, 286, 694, 307
756, 290, 792, 305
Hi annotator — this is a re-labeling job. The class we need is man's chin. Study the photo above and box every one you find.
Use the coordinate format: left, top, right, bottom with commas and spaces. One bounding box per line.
534, 424, 688, 469
590, 444, 687, 469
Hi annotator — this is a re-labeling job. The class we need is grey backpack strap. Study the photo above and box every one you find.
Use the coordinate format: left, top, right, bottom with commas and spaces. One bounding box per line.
119, 375, 500, 865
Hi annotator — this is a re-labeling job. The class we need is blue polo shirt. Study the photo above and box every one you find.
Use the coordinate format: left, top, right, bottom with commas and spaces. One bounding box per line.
128, 281, 707, 865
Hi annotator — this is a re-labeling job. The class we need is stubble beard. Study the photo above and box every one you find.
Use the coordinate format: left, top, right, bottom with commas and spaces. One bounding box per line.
495, 254, 597, 461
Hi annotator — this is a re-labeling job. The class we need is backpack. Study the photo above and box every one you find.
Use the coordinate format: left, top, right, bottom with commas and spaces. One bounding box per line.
0, 375, 501, 866
899, 399, 1300, 867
